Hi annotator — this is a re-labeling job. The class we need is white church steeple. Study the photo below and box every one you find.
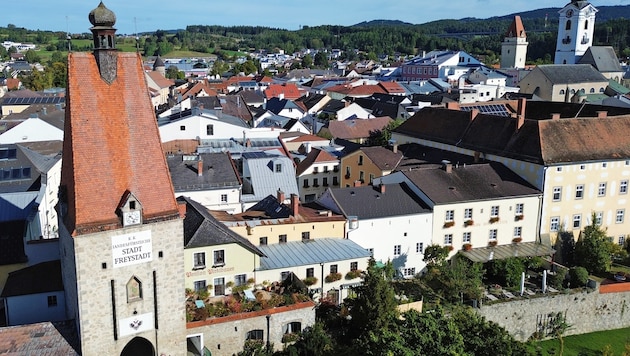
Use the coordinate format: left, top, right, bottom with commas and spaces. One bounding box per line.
554, 0, 598, 64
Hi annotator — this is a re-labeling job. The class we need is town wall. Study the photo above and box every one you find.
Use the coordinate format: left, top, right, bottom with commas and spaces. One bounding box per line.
477, 289, 630, 341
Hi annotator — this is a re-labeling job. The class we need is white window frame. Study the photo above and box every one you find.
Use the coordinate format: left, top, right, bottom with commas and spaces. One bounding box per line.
393, 245, 401, 256
513, 227, 522, 238
445, 210, 454, 222
552, 187, 562, 201
616, 209, 625, 224
463, 232, 471, 243
515, 203, 524, 215
595, 212, 603, 225
464, 208, 473, 220
573, 214, 581, 229
488, 229, 497, 241
550, 216, 560, 232
598, 182, 607, 197
490, 206, 499, 217
193, 252, 206, 269
621, 180, 628, 194
444, 234, 453, 245
416, 242, 423, 254
213, 249, 225, 266
575, 184, 584, 199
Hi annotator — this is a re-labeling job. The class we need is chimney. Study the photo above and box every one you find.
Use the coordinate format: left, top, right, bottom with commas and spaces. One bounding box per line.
470, 108, 479, 122
353, 180, 361, 187
305, 142, 312, 154
177, 200, 187, 218
290, 194, 299, 216
474, 151, 481, 163
197, 159, 203, 177
517, 98, 526, 118
596, 111, 607, 118
379, 183, 386, 194
445, 102, 460, 111
277, 189, 286, 203
551, 113, 561, 120
442, 160, 452, 173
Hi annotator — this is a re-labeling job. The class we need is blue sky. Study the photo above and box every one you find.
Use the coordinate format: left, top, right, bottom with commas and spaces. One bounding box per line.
3, 1, 629, 35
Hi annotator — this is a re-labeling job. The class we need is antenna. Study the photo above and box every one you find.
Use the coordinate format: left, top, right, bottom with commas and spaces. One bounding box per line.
134, 17, 140, 52
66, 16, 72, 52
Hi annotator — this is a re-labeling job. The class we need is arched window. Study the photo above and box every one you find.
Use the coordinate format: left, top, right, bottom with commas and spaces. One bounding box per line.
584, 20, 589, 30
590, 88, 595, 93
559, 89, 565, 95
600, 87, 605, 93
566, 20, 572, 31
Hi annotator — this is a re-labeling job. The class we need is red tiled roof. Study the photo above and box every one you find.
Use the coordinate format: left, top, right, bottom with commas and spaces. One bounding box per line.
264, 83, 302, 100
290, 134, 329, 143
296, 148, 339, 175
6, 78, 21, 90
326, 83, 387, 97
505, 16, 526, 38
146, 71, 174, 89
326, 117, 392, 140
379, 81, 406, 94
61, 52, 179, 236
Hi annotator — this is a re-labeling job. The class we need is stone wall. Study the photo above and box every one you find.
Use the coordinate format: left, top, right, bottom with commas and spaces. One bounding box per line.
187, 301, 316, 355
477, 289, 630, 341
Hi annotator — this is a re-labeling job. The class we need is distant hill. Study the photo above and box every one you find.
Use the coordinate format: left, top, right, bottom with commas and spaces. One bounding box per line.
352, 19, 414, 27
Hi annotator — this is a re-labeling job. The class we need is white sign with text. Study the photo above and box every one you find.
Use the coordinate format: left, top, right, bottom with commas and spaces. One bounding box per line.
111, 230, 152, 268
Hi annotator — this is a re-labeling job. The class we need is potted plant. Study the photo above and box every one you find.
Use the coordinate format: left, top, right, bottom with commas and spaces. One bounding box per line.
515, 214, 524, 221
447, 245, 454, 252
325, 272, 342, 283
463, 243, 473, 251
489, 217, 500, 224
488, 240, 498, 247
443, 221, 455, 228
512, 237, 522, 244
345, 270, 362, 280
303, 276, 318, 286
464, 219, 474, 226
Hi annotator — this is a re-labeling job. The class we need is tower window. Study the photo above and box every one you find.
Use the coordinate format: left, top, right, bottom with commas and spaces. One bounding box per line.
565, 20, 572, 31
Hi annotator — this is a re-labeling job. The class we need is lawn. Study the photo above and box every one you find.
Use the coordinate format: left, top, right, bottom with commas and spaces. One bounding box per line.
530, 327, 630, 355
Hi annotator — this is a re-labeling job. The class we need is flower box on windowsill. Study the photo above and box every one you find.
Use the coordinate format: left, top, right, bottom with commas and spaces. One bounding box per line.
325, 272, 342, 283
515, 215, 524, 221
447, 245, 454, 252
489, 217, 500, 224
443, 221, 455, 228
512, 237, 522, 244
463, 243, 473, 251
464, 220, 474, 227
488, 240, 498, 247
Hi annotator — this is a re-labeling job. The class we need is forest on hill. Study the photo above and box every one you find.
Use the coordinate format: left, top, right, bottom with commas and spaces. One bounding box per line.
2, 5, 630, 67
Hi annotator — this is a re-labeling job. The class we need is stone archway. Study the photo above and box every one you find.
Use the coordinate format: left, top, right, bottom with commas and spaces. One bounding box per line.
121, 336, 155, 356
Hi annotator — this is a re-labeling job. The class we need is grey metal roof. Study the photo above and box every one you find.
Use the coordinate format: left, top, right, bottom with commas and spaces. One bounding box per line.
326, 183, 431, 219
179, 196, 264, 256
460, 242, 555, 262
242, 152, 299, 203
535, 64, 608, 85
0, 191, 38, 222
167, 153, 240, 193
402, 162, 541, 204
257, 238, 371, 270
1, 260, 63, 297
578, 46, 623, 73
17, 143, 62, 174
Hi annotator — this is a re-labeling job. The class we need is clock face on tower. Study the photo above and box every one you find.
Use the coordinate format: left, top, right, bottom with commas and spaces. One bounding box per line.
566, 9, 574, 18
123, 210, 141, 226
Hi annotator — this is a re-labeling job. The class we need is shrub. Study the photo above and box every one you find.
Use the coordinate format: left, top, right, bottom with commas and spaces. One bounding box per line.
569, 266, 589, 287
281, 332, 301, 343
548, 268, 567, 289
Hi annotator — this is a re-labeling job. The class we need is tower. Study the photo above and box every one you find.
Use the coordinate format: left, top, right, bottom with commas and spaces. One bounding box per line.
554, 0, 598, 64
58, 2, 185, 355
501, 16, 528, 69
153, 55, 166, 76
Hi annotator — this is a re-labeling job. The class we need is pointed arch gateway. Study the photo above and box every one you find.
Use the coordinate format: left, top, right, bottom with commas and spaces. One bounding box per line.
121, 336, 155, 356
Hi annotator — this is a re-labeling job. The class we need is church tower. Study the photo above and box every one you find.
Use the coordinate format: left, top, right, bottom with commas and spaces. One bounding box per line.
58, 2, 185, 355
554, 0, 598, 64
501, 16, 528, 69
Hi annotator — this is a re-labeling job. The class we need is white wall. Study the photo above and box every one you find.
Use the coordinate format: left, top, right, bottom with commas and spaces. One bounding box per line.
0, 119, 63, 144
5, 291, 66, 326
347, 213, 433, 276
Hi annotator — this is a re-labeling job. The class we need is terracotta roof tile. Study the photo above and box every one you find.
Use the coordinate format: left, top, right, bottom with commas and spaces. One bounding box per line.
0, 321, 80, 355
61, 52, 179, 235
264, 83, 302, 100
326, 117, 392, 140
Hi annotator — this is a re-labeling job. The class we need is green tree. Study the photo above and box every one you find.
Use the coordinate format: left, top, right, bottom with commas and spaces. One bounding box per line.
568, 266, 589, 288
301, 54, 313, 68
487, 257, 526, 288
165, 65, 184, 80
346, 259, 401, 355
368, 118, 404, 146
399, 308, 466, 355
23, 49, 40, 63
423, 244, 450, 268
314, 51, 328, 67
452, 308, 533, 356
282, 322, 333, 356
574, 214, 612, 275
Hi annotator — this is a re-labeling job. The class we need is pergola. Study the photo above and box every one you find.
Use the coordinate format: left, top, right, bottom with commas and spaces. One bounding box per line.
459, 242, 555, 263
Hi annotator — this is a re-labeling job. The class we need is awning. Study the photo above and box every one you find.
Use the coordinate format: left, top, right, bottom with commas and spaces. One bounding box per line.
459, 242, 555, 263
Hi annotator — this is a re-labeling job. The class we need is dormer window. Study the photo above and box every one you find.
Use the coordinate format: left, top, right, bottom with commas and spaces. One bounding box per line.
119, 191, 143, 227
275, 163, 282, 173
